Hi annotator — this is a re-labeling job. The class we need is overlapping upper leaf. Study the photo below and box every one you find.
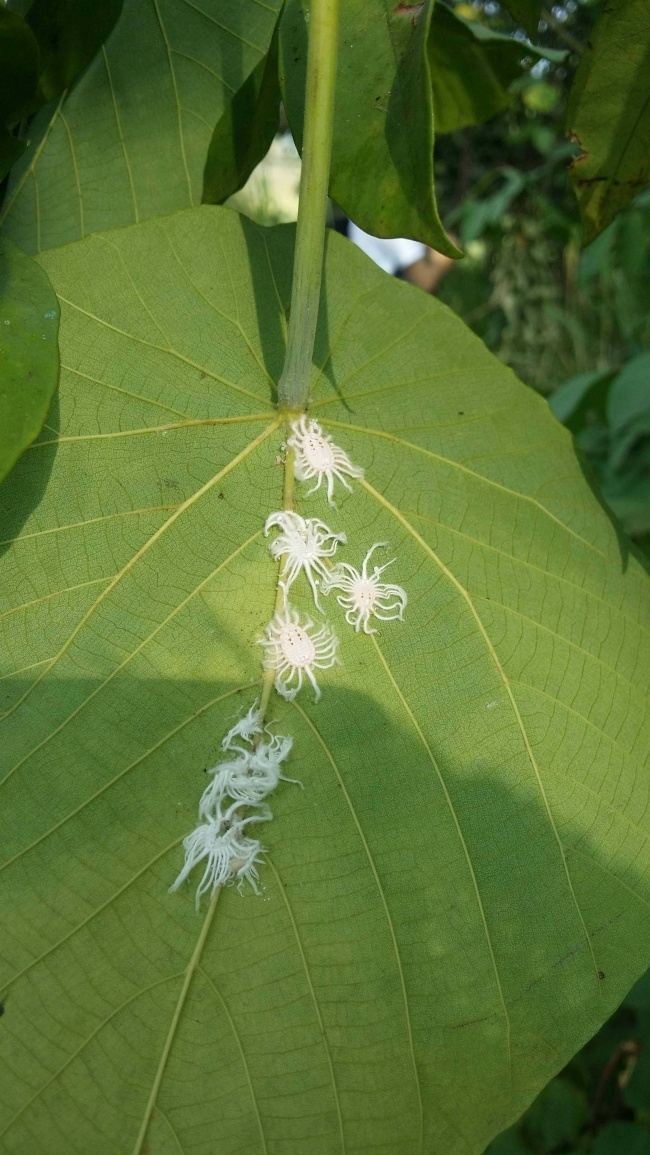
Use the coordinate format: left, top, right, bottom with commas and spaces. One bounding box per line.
0, 0, 283, 252
0, 208, 649, 1153
281, 0, 461, 256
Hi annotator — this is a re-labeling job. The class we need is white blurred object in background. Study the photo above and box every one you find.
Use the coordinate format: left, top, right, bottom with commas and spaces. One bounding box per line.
347, 224, 427, 274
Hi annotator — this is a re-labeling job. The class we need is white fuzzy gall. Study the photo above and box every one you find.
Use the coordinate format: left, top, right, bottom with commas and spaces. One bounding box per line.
170, 798, 271, 909
287, 415, 363, 505
260, 606, 338, 700
265, 510, 346, 608
323, 542, 407, 634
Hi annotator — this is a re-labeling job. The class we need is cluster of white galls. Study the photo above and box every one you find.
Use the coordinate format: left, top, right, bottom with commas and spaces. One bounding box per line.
171, 417, 407, 908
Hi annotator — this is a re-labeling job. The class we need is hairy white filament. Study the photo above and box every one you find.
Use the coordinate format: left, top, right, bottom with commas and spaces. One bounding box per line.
199, 735, 300, 814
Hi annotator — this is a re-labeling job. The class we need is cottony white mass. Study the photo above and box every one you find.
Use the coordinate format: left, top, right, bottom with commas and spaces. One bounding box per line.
288, 415, 363, 505
170, 798, 271, 908
265, 509, 346, 607
199, 734, 299, 813
323, 542, 407, 633
261, 605, 339, 700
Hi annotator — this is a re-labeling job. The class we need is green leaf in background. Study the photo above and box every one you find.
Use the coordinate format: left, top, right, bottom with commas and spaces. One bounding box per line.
602, 355, 650, 538
487, 1131, 531, 1155
429, 6, 563, 135
0, 207, 649, 1153
518, 1079, 587, 1150
624, 1014, 650, 1113
202, 26, 281, 207
592, 1122, 650, 1155
499, 0, 542, 41
0, 128, 28, 186
0, 6, 40, 180
0, 0, 283, 254
25, 0, 125, 104
0, 7, 40, 124
607, 353, 650, 469
0, 236, 59, 486
281, 0, 461, 256
551, 357, 650, 540
566, 0, 650, 244
549, 369, 612, 432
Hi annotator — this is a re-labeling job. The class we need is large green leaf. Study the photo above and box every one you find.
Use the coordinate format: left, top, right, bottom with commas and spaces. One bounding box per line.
1, 207, 649, 1154
0, 236, 59, 485
0, 0, 283, 253
566, 0, 650, 243
281, 0, 461, 256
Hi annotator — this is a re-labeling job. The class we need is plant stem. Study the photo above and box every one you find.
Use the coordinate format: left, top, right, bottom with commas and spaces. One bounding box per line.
277, 0, 339, 412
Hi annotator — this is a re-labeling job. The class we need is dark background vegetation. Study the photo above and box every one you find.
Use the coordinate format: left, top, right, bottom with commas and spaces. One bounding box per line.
438, 0, 650, 568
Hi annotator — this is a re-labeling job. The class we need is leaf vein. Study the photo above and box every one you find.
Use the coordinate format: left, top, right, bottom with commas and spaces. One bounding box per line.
368, 633, 513, 1105
0, 419, 278, 732
330, 421, 606, 560
56, 296, 269, 406
265, 857, 346, 1154
198, 967, 268, 1154
290, 700, 424, 1152
361, 479, 604, 1008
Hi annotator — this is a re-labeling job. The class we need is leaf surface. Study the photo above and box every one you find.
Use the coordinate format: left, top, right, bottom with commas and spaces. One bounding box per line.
0, 208, 649, 1154
281, 0, 461, 256
0, 0, 283, 253
566, 0, 650, 243
0, 236, 59, 485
